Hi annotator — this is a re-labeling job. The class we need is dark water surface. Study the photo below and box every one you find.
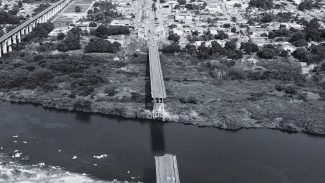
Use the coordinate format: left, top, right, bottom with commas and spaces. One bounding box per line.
0, 101, 325, 183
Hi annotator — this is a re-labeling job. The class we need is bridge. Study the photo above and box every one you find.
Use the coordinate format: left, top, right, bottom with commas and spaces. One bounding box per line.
155, 154, 180, 183
148, 38, 166, 119
0, 0, 72, 58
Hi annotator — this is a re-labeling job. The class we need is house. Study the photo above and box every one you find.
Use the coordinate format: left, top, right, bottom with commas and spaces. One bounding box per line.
175, 12, 193, 23
206, 3, 221, 13
110, 19, 132, 27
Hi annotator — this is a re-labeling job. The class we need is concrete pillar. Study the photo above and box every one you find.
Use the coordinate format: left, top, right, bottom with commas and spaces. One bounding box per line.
28, 24, 32, 32
2, 41, 7, 54
12, 35, 17, 45
0, 44, 2, 58
25, 26, 29, 34
17, 31, 21, 43
7, 38, 12, 52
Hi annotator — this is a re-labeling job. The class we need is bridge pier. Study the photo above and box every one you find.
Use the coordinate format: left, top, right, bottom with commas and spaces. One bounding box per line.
0, 0, 72, 58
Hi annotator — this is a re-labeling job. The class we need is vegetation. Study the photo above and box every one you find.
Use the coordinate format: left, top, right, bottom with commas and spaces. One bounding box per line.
75, 6, 82, 13
92, 25, 130, 38
57, 28, 81, 52
0, 11, 23, 24
84, 38, 121, 53
87, 1, 121, 23
249, 0, 273, 10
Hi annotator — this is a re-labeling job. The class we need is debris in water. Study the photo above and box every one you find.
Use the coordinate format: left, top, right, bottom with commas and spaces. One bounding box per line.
14, 150, 19, 153
23, 141, 27, 144
13, 153, 22, 158
93, 154, 108, 159
58, 149, 61, 152
13, 141, 17, 143
127, 171, 131, 174
93, 164, 98, 166
0, 147, 3, 150
39, 162, 45, 167
12, 135, 19, 138
72, 156, 77, 160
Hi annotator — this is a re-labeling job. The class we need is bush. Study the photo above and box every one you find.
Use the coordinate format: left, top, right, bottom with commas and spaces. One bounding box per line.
75, 6, 81, 12
57, 32, 65, 40
89, 22, 97, 27
179, 96, 198, 104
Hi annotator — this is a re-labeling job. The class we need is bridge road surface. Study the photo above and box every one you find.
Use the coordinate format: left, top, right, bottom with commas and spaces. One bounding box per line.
148, 38, 166, 99
155, 154, 180, 183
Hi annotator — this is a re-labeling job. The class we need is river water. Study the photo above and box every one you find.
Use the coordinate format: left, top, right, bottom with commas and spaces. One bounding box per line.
0, 101, 325, 183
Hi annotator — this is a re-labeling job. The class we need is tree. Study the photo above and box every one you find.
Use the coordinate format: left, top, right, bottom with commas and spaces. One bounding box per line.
261, 14, 273, 23
84, 38, 120, 53
197, 42, 211, 59
183, 43, 197, 55
89, 22, 97, 27
211, 41, 225, 56
95, 24, 110, 38
225, 39, 238, 50
227, 50, 244, 60
168, 32, 180, 42
59, 28, 81, 51
214, 31, 229, 40
177, 0, 186, 5
161, 43, 181, 54
75, 6, 81, 13
257, 48, 276, 59
57, 32, 65, 40
298, 0, 315, 11
240, 42, 259, 54
305, 18, 322, 42
249, 0, 273, 10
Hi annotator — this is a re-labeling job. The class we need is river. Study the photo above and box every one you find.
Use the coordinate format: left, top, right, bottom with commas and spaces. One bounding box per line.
0, 101, 325, 183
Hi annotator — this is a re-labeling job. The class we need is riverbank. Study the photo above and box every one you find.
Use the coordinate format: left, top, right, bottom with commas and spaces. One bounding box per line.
0, 52, 325, 135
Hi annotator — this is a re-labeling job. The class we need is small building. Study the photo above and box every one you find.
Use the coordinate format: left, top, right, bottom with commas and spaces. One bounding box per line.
110, 19, 132, 27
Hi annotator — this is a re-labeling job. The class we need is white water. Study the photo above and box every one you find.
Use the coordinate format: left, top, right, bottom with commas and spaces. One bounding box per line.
0, 154, 115, 183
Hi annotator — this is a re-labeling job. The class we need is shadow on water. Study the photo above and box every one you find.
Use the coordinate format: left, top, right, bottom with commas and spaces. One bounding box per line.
74, 112, 91, 123
150, 121, 166, 155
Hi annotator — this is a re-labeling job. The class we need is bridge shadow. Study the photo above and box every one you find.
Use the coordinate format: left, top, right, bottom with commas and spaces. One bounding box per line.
150, 120, 166, 155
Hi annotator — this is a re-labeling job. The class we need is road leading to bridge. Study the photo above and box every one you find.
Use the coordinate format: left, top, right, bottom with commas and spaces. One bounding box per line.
145, 0, 167, 119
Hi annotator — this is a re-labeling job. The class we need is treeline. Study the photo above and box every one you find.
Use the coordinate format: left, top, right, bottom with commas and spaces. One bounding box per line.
0, 11, 24, 24
298, 0, 322, 11
268, 18, 325, 46
90, 25, 130, 38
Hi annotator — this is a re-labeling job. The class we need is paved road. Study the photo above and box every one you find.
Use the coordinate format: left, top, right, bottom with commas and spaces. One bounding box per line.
148, 39, 166, 99
146, 1, 166, 99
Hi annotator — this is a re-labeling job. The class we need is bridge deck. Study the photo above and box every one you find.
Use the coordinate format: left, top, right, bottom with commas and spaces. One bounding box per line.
148, 39, 166, 99
155, 154, 180, 183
